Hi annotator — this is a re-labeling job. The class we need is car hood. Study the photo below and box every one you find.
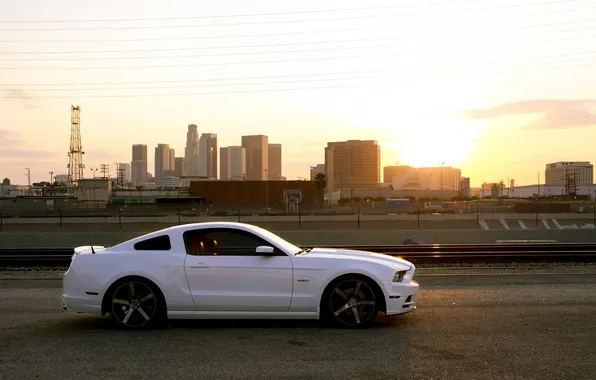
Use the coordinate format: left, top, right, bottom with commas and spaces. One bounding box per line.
303, 247, 413, 271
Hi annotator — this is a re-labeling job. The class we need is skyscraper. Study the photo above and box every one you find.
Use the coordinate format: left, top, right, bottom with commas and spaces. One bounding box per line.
220, 146, 246, 180
199, 133, 218, 179
325, 140, 380, 191
174, 157, 185, 177
131, 144, 147, 186
242, 135, 268, 180
220, 147, 229, 180
268, 143, 282, 180
184, 124, 199, 176
154, 143, 175, 180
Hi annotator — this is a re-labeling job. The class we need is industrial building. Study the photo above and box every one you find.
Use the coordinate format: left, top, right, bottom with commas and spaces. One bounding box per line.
189, 180, 319, 210
545, 161, 594, 187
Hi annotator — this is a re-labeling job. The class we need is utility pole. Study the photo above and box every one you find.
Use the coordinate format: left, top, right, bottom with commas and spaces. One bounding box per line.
100, 164, 109, 179
439, 162, 444, 200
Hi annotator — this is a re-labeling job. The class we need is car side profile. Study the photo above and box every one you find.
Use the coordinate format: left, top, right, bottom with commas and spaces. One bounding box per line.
62, 222, 419, 329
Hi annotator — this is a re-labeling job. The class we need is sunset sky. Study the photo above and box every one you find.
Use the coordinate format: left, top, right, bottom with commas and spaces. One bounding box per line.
1, 0, 596, 186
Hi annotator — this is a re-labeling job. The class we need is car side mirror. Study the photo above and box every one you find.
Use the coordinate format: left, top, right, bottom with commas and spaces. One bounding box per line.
255, 245, 275, 255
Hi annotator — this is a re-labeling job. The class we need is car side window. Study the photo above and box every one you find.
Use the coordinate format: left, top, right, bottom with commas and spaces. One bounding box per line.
183, 228, 281, 256
133, 235, 171, 251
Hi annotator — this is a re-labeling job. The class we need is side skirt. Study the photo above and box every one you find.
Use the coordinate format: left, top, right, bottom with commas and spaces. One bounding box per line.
167, 311, 319, 320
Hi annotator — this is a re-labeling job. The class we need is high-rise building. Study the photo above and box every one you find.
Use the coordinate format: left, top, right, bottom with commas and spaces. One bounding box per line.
131, 144, 148, 186
174, 157, 185, 177
310, 164, 325, 180
268, 143, 282, 180
242, 135, 268, 180
184, 124, 199, 176
220, 147, 229, 180
545, 161, 594, 186
220, 146, 246, 180
324, 140, 380, 191
199, 133, 217, 179
131, 160, 147, 186
154, 143, 175, 180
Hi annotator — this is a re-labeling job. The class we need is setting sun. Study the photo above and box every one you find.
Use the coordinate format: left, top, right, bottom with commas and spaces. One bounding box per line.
384, 116, 486, 168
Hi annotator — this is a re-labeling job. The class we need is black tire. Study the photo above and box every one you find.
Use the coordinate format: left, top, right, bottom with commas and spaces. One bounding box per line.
321, 276, 381, 329
106, 278, 166, 329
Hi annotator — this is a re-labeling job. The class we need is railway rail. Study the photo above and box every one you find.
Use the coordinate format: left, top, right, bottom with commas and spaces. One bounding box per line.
2, 243, 596, 266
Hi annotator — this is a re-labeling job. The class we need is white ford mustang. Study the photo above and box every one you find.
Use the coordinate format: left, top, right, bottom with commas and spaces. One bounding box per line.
62, 222, 419, 329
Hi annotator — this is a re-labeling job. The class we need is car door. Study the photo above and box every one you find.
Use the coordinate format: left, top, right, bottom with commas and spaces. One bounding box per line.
183, 227, 294, 312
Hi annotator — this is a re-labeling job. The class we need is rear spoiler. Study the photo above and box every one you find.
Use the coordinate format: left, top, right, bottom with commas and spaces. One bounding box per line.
74, 245, 107, 254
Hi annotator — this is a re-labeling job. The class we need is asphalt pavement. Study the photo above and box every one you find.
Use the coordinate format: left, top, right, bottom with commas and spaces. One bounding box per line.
1, 271, 596, 379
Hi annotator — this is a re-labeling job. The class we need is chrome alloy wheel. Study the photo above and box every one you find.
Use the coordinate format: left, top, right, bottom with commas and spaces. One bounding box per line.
329, 279, 377, 327
111, 281, 157, 328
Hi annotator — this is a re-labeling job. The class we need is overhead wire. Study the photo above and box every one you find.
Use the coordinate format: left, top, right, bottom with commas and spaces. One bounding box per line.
2, 55, 594, 96
1, 12, 594, 43
2, 24, 595, 59
0, 0, 576, 24
0, 1, 589, 31
1, 61, 593, 99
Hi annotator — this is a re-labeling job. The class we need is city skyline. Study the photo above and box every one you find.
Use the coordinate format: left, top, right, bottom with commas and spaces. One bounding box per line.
2, 1, 596, 186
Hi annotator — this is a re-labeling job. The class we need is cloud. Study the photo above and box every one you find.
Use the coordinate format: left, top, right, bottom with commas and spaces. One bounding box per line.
2, 89, 40, 109
457, 99, 596, 130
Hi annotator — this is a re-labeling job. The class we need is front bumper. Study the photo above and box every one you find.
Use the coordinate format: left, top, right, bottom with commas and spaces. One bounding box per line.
383, 280, 419, 316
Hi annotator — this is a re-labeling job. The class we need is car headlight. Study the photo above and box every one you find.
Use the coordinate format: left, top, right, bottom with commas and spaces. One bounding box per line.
393, 270, 407, 282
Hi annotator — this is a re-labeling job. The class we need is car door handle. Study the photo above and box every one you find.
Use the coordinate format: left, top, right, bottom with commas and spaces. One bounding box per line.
189, 262, 209, 268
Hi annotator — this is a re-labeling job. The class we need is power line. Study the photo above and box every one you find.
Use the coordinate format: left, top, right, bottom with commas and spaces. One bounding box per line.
1, 17, 593, 43
0, 1, 587, 31
3, 25, 596, 58
0, 0, 571, 23
2, 49, 593, 88
1, 61, 593, 99
4, 46, 596, 70
2, 57, 594, 96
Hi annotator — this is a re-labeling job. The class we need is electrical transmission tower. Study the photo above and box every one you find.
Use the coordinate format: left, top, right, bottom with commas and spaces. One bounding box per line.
67, 105, 84, 184
100, 164, 110, 179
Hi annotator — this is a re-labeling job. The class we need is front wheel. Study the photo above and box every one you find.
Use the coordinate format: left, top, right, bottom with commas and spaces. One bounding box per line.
323, 277, 380, 328
108, 280, 165, 329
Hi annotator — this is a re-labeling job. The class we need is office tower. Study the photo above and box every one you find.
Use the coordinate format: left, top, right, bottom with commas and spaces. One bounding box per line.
220, 147, 229, 180
174, 157, 185, 177
154, 143, 175, 179
184, 124, 199, 176
219, 146, 246, 180
324, 140, 380, 191
199, 133, 218, 179
131, 144, 148, 186
268, 143, 282, 180
241, 135, 268, 180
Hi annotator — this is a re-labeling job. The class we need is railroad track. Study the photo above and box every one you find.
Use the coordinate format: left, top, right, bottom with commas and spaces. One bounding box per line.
2, 243, 596, 266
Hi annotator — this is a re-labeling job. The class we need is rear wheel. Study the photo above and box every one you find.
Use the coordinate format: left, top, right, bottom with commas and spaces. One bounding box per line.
108, 279, 165, 329
323, 277, 380, 328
